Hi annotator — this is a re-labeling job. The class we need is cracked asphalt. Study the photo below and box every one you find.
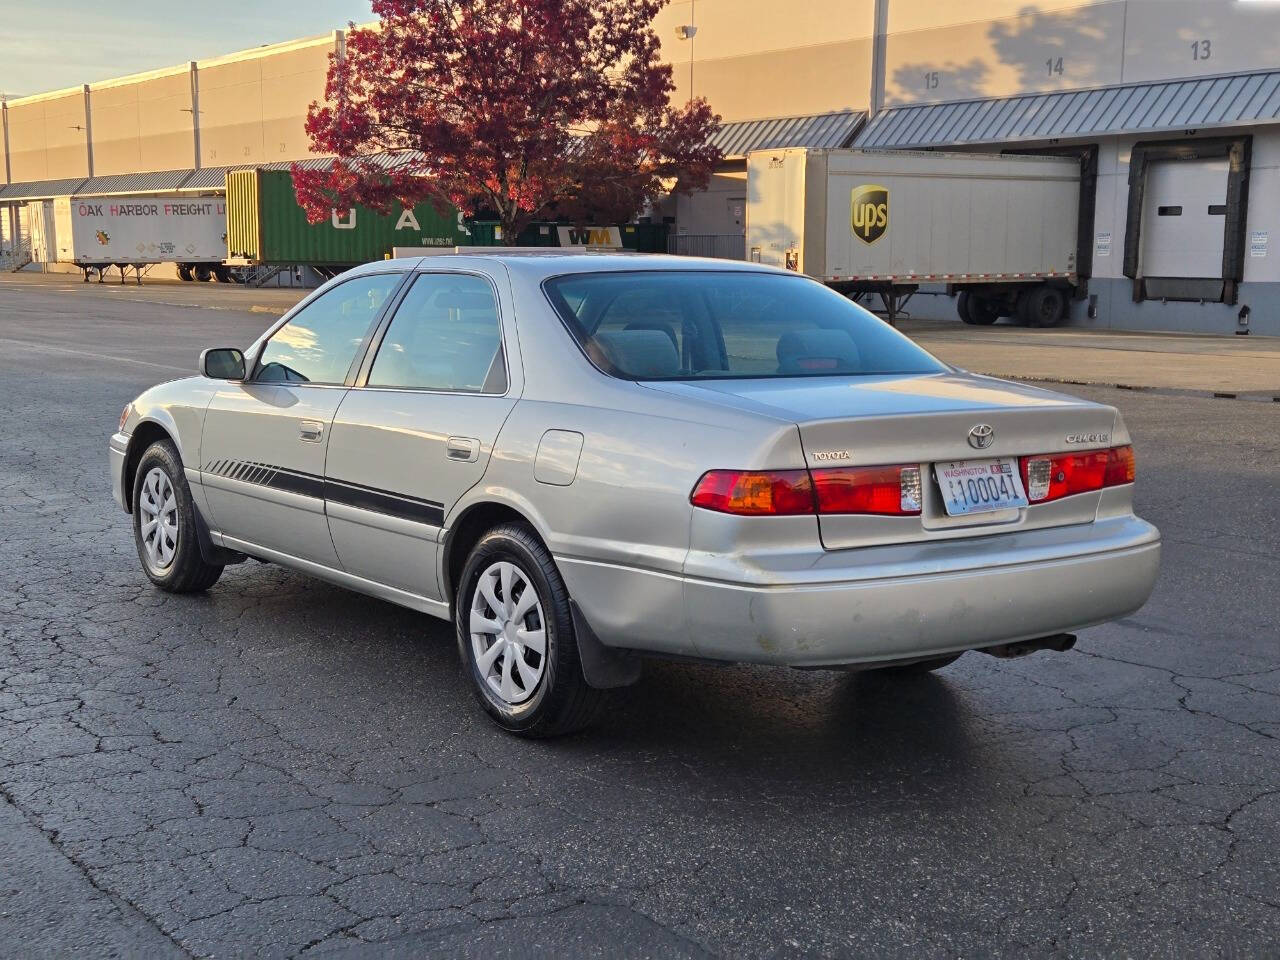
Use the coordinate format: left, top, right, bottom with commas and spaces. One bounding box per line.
1, 278, 1277, 958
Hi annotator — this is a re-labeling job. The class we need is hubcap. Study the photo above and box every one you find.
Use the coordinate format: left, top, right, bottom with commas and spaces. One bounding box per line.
138, 467, 178, 572
469, 561, 547, 705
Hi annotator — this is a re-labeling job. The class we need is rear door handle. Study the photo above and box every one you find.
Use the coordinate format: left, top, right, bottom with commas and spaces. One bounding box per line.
446, 436, 480, 462
299, 420, 324, 442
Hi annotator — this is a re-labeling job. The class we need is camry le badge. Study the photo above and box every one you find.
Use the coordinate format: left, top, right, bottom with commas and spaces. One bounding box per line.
968, 424, 995, 449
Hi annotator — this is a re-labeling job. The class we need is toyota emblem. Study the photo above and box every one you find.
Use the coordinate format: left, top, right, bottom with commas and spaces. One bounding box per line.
967, 424, 995, 449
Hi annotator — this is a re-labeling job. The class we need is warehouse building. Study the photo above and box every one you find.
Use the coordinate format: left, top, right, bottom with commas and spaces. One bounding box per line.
5, 1, 1280, 334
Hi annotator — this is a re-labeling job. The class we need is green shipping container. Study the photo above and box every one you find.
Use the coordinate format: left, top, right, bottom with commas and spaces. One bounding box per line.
469, 220, 670, 251
225, 169, 471, 266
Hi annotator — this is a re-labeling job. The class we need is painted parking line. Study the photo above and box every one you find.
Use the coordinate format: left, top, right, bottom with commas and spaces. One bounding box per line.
0, 338, 189, 373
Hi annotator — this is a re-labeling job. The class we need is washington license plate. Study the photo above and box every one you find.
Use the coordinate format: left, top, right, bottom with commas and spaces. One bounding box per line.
936, 458, 1029, 516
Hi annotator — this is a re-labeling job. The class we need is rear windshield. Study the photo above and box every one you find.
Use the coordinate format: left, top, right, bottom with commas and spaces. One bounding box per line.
544, 270, 947, 381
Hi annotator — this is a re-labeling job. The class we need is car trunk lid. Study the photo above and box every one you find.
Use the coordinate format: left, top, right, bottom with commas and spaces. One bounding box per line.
646, 372, 1119, 550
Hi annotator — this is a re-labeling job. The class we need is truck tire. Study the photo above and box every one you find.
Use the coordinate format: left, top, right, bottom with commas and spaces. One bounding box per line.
194, 265, 213, 282
1026, 285, 1067, 328
1014, 288, 1035, 326
958, 291, 999, 325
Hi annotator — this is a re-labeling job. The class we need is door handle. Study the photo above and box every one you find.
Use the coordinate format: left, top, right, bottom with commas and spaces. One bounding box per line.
299, 420, 324, 442
446, 436, 480, 462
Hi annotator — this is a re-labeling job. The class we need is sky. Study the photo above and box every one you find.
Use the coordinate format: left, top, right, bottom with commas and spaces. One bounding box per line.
0, 0, 375, 98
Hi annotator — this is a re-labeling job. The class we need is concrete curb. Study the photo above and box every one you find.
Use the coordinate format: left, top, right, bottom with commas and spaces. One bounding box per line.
999, 375, 1280, 403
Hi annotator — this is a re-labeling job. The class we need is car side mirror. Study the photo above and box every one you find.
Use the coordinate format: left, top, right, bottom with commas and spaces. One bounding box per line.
200, 347, 246, 381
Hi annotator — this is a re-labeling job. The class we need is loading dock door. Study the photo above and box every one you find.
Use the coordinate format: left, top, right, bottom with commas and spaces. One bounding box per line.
1140, 158, 1228, 280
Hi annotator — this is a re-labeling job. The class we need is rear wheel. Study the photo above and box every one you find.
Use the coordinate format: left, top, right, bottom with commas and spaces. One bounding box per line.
132, 440, 223, 593
958, 291, 999, 325
1014, 288, 1035, 326
1026, 285, 1067, 327
455, 523, 604, 737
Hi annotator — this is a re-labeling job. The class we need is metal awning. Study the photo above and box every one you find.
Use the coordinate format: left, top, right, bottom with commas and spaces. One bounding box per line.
712, 110, 866, 159
176, 156, 343, 191
0, 177, 88, 201
75, 169, 195, 196
177, 166, 232, 191
856, 70, 1280, 149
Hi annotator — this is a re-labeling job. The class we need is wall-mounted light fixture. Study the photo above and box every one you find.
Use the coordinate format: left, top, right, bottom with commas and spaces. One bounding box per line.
675, 25, 698, 40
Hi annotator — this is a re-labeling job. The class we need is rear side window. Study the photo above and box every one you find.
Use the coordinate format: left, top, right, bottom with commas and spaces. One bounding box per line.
256, 273, 401, 384
367, 273, 506, 393
544, 270, 946, 380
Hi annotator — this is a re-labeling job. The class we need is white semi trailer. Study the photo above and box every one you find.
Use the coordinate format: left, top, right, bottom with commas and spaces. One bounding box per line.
746, 148, 1083, 326
44, 195, 231, 284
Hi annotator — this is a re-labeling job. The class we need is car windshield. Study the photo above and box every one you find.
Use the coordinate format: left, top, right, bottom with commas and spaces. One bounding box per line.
544, 270, 948, 381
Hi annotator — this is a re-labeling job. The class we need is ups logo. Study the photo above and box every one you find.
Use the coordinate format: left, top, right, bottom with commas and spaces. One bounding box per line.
851, 184, 889, 244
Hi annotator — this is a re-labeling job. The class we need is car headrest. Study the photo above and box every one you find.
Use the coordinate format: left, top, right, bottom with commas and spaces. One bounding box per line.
592, 330, 680, 378
623, 321, 679, 354
776, 328, 861, 374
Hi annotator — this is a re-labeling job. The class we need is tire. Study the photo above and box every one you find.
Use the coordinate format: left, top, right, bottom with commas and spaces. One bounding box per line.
132, 440, 223, 593
213, 265, 232, 284
194, 265, 213, 282
455, 523, 604, 737
1014, 288, 1035, 326
177, 264, 193, 282
872, 652, 963, 675
1026, 285, 1067, 328
958, 291, 999, 325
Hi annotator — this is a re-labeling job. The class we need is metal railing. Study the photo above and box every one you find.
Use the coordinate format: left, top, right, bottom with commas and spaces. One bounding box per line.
668, 234, 746, 261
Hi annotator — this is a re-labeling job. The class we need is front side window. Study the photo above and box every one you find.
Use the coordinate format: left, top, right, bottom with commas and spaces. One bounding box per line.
367, 273, 506, 393
256, 273, 401, 384
544, 270, 947, 381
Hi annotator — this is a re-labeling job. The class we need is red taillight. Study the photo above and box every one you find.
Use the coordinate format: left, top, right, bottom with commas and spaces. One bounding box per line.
690, 464, 921, 516
1104, 445, 1136, 487
811, 465, 922, 516
690, 470, 815, 516
1021, 445, 1135, 503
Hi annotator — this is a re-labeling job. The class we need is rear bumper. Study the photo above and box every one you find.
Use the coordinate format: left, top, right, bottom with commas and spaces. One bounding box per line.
109, 432, 129, 511
559, 515, 1160, 667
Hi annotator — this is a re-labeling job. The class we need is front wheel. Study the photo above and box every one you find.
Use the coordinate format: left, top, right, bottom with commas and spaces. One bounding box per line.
132, 440, 223, 593
455, 523, 604, 737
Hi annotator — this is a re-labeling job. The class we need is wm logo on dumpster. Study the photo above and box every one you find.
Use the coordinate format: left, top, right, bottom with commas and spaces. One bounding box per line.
850, 184, 889, 245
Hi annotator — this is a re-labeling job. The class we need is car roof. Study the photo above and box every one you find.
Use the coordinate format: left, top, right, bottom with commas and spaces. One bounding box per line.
357, 252, 788, 280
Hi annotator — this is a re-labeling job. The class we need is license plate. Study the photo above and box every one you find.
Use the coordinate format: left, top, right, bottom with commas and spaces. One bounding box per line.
936, 458, 1029, 516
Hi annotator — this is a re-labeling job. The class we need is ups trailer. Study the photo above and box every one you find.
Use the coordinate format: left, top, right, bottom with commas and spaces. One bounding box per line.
42, 195, 230, 284
745, 148, 1083, 326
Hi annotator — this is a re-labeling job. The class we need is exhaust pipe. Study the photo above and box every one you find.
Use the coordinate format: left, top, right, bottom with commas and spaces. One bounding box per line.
982, 633, 1077, 659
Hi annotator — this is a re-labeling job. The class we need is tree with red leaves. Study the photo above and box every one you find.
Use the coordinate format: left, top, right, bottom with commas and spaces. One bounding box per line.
293, 0, 721, 244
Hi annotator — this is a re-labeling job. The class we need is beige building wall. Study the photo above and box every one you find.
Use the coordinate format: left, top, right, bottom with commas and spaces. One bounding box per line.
5, 89, 90, 183
883, 0, 1125, 106
654, 0, 874, 122
90, 68, 195, 176
196, 36, 334, 169
1121, 0, 1280, 84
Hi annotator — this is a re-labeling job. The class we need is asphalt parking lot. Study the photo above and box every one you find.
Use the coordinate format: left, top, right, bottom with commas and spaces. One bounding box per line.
1, 275, 1278, 958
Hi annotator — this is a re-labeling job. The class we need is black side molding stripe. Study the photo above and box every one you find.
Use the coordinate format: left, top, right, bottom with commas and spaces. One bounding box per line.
203, 458, 442, 527
324, 480, 445, 528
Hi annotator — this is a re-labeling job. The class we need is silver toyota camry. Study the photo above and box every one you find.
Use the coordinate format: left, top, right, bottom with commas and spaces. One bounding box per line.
109, 253, 1160, 736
